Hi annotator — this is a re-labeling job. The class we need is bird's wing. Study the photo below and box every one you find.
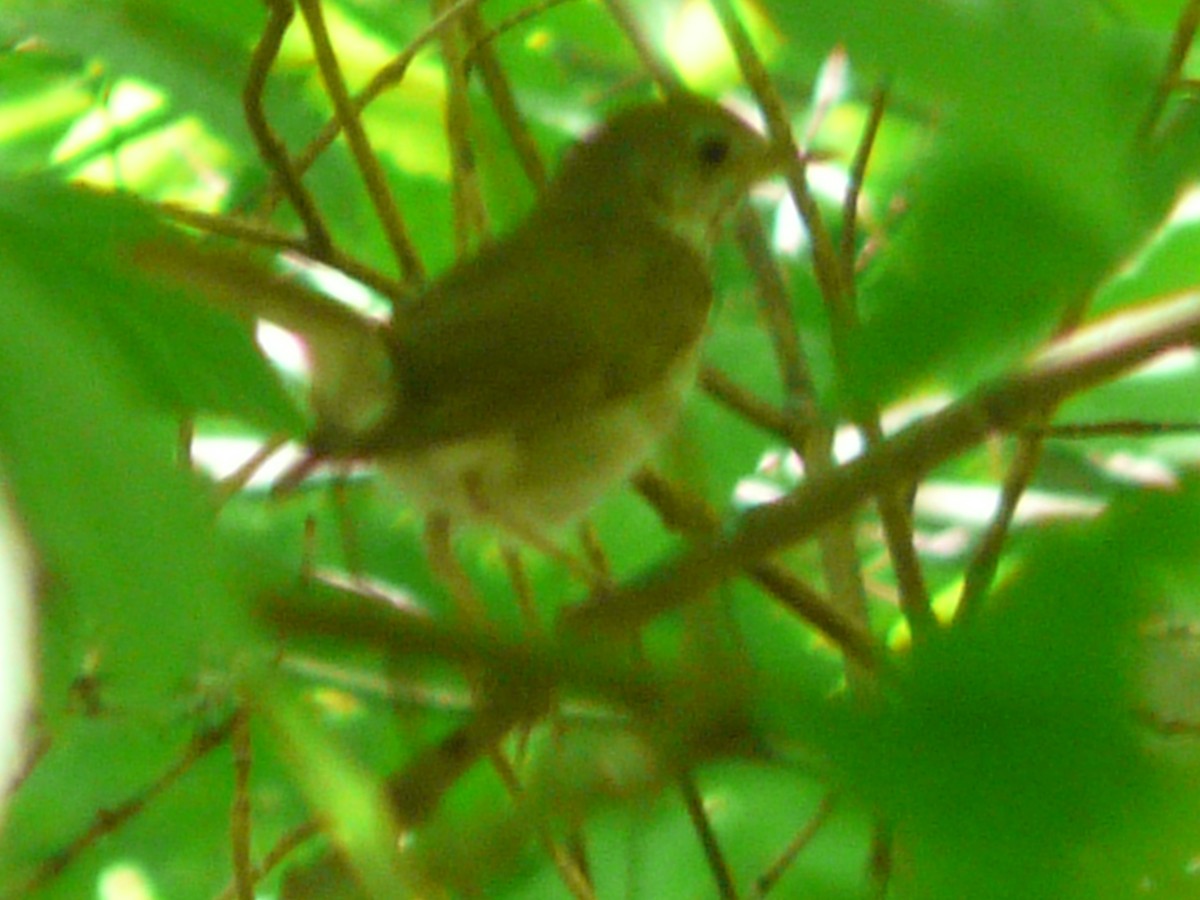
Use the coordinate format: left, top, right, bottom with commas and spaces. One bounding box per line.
134, 241, 395, 437
376, 215, 712, 450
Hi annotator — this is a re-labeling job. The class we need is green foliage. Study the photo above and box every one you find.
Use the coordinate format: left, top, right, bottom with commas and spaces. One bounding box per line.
4, 1, 1200, 898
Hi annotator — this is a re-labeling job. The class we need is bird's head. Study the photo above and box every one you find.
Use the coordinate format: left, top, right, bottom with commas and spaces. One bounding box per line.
548, 95, 782, 252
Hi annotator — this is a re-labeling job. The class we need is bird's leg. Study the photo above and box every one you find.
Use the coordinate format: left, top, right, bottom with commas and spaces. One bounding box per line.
415, 514, 573, 855
500, 542, 544, 638
577, 520, 613, 583
498, 543, 594, 886
461, 471, 606, 588
422, 511, 489, 627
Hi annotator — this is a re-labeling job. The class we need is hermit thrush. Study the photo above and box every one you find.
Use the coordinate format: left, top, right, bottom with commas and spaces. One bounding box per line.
156, 95, 779, 538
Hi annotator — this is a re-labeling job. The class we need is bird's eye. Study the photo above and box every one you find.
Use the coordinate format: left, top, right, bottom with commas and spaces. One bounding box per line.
696, 135, 731, 168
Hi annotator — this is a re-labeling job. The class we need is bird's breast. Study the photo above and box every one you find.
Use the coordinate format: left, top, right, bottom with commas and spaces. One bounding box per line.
378, 339, 703, 533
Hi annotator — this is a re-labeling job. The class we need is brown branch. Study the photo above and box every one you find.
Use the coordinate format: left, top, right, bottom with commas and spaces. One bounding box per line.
708, 0, 846, 312
752, 792, 839, 898
835, 83, 933, 637
678, 770, 741, 900
437, 0, 491, 255
840, 84, 888, 283
155, 200, 410, 305
462, 5, 550, 192
244, 0, 334, 257
295, 0, 426, 285
464, 0, 578, 81
564, 294, 1200, 635
708, 0, 879, 677
868, 819, 894, 900
698, 366, 805, 447
12, 718, 236, 897
501, 544, 544, 636
486, 746, 597, 899
732, 210, 816, 425
284, 0, 484, 196
384, 694, 547, 828
1035, 419, 1200, 437
1141, 0, 1200, 139
953, 435, 1043, 625
632, 470, 881, 673
953, 290, 1099, 624
213, 820, 321, 900
600, 0, 684, 94
230, 709, 255, 900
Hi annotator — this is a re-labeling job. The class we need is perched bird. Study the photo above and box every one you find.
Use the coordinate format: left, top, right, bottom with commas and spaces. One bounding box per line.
153, 94, 779, 540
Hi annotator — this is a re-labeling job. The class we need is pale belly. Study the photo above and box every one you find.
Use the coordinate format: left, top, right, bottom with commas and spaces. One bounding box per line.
379, 351, 700, 533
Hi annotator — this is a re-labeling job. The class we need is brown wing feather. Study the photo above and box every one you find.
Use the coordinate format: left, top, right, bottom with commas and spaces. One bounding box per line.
369, 209, 712, 451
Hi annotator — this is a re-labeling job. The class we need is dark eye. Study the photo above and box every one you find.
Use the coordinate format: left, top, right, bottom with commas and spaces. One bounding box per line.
696, 135, 731, 167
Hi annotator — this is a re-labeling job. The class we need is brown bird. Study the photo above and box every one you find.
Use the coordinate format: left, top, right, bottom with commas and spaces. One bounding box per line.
150, 95, 779, 544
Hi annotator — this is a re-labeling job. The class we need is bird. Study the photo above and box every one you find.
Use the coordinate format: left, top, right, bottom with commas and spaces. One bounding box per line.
149, 94, 780, 545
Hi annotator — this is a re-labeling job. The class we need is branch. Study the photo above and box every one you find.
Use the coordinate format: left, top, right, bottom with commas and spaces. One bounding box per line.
244, 0, 334, 257
1141, 0, 1200, 139
296, 0, 426, 285
632, 470, 881, 673
565, 294, 1200, 634
462, 4, 550, 192
13, 718, 235, 896
284, 0, 484, 191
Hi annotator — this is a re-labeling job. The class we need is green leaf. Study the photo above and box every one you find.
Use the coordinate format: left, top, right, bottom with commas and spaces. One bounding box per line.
762, 0, 1174, 405
0, 229, 244, 712
0, 177, 305, 434
834, 481, 1200, 898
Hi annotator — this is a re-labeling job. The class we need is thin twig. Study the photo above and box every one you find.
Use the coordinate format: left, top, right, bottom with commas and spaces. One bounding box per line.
600, 0, 684, 94
498, 548, 595, 897
953, 435, 1043, 625
213, 820, 321, 900
708, 0, 846, 312
462, 4, 549, 192
11, 718, 236, 897
331, 477, 366, 578
424, 513, 490, 627
1035, 419, 1200, 437
632, 470, 881, 673
282, 0, 485, 202
296, 0, 426, 285
423, 515, 582, 888
678, 770, 740, 900
564, 293, 1200, 634
1140, 0, 1200, 139
753, 792, 838, 897
230, 709, 255, 900
215, 436, 290, 507
487, 747, 597, 900
437, 0, 491, 254
5, 730, 51, 799
699, 366, 806, 448
747, 564, 880, 674
709, 0, 877, 681
868, 819, 893, 900
244, 0, 334, 257
502, 544, 544, 637
155, 200, 410, 305
732, 210, 816, 423
840, 85, 888, 285
385, 700, 539, 827
872, 487, 933, 635
578, 520, 613, 580
836, 83, 933, 637
953, 295, 1099, 624
301, 512, 319, 583
464, 0, 578, 80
